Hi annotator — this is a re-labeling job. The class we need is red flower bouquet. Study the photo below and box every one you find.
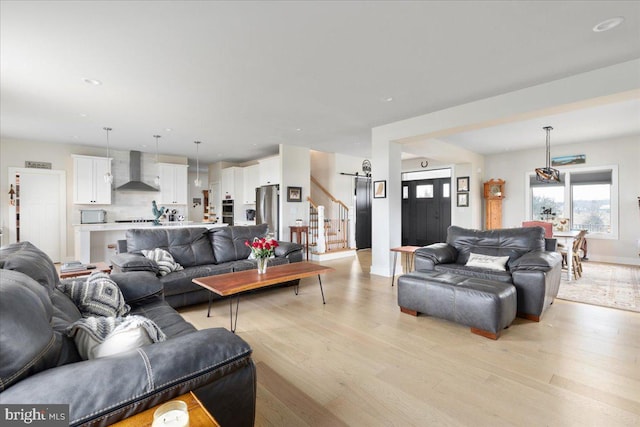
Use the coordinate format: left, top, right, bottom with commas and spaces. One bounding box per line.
245, 237, 279, 259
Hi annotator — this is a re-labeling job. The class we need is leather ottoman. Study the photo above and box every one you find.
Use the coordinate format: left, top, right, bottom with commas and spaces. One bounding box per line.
397, 271, 517, 339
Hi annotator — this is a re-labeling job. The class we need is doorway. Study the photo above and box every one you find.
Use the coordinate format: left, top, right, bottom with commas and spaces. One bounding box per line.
354, 176, 372, 249
8, 168, 67, 262
402, 177, 451, 246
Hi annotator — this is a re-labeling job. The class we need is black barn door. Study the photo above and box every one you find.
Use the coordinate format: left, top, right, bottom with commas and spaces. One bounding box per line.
355, 177, 372, 249
402, 178, 451, 246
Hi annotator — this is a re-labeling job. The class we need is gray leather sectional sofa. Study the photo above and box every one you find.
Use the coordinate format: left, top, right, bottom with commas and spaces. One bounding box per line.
0, 242, 256, 426
111, 224, 304, 308
402, 226, 562, 324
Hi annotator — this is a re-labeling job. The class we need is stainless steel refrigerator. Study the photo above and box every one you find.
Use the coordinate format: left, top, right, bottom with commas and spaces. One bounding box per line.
256, 184, 279, 238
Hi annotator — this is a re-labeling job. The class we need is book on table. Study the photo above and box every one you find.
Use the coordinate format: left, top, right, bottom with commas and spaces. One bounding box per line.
61, 261, 86, 272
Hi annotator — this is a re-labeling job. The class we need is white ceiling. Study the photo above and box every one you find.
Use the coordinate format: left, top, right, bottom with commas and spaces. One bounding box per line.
1, 1, 639, 164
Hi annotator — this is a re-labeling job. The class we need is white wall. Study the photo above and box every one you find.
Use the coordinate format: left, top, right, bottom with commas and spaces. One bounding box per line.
280, 144, 310, 242
1, 137, 186, 259
484, 135, 640, 265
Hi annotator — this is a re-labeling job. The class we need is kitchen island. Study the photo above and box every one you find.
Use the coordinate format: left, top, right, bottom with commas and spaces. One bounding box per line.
74, 222, 227, 264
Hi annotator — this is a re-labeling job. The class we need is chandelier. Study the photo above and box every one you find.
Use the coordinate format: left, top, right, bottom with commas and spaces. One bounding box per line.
534, 126, 560, 183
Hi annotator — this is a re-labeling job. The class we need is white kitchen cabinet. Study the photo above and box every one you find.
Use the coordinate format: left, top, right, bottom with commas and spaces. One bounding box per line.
221, 167, 243, 201
158, 163, 188, 204
243, 164, 259, 204
72, 155, 112, 204
258, 156, 280, 186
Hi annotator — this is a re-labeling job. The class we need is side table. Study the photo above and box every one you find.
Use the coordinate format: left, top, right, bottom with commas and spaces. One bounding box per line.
110, 392, 219, 427
289, 225, 309, 260
390, 246, 422, 286
58, 261, 112, 279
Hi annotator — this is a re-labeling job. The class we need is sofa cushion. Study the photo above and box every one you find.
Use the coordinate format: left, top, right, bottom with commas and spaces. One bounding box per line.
446, 225, 545, 265
209, 224, 268, 263
232, 256, 290, 272
125, 227, 216, 267
110, 272, 164, 306
434, 264, 513, 284
142, 248, 184, 276
57, 272, 131, 318
0, 270, 64, 391
130, 299, 197, 338
160, 264, 234, 296
0, 241, 60, 291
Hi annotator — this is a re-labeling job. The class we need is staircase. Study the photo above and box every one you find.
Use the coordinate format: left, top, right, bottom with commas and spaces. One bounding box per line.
307, 176, 354, 259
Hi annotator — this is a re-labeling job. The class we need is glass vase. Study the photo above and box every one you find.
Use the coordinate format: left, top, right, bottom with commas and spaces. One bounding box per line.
256, 257, 268, 274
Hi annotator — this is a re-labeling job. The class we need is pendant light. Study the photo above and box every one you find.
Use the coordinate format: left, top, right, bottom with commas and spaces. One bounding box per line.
194, 141, 202, 188
103, 127, 113, 184
534, 126, 561, 183
153, 135, 161, 185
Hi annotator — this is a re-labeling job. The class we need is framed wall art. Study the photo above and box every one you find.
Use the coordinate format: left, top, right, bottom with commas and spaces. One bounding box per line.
373, 180, 386, 199
287, 186, 302, 202
457, 176, 469, 192
457, 192, 469, 207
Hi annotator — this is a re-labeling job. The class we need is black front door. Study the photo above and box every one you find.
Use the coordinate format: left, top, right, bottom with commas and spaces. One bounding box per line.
355, 177, 372, 249
402, 178, 451, 246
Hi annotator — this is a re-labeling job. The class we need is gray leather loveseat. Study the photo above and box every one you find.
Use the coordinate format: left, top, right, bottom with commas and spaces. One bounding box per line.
0, 242, 256, 426
111, 224, 304, 308
409, 226, 562, 322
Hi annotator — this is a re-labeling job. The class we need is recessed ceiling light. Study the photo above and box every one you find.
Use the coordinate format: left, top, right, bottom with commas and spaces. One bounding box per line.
79, 113, 88, 118
593, 16, 624, 32
295, 128, 302, 132
165, 128, 173, 132
72, 135, 79, 139
83, 78, 102, 85
141, 144, 148, 148
382, 97, 394, 102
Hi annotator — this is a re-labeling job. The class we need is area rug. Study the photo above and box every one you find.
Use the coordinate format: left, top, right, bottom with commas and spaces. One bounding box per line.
556, 261, 639, 312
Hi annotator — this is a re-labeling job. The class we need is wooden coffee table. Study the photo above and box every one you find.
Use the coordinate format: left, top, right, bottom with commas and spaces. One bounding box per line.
111, 391, 219, 426
193, 261, 334, 332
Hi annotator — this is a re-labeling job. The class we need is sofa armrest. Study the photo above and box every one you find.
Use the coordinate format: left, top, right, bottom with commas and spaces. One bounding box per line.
274, 241, 304, 258
414, 243, 458, 271
0, 328, 255, 427
510, 251, 562, 272
110, 271, 163, 306
111, 253, 159, 274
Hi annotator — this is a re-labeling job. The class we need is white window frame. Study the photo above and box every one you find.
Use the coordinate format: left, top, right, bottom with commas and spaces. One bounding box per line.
524, 164, 618, 240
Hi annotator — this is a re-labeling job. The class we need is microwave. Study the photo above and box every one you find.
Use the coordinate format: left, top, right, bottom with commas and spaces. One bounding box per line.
81, 209, 107, 224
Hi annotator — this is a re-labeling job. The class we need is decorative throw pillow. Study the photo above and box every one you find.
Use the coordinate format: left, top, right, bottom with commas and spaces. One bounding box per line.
141, 248, 184, 276
57, 272, 130, 317
66, 315, 166, 360
465, 253, 510, 271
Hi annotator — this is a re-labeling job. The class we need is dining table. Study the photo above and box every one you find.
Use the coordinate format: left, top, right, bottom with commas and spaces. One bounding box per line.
553, 230, 581, 281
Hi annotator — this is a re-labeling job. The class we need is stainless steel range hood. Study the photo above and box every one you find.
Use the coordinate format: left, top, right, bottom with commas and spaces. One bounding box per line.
116, 150, 159, 192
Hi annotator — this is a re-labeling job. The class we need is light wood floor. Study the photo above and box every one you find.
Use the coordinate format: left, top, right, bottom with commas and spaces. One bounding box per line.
179, 250, 640, 426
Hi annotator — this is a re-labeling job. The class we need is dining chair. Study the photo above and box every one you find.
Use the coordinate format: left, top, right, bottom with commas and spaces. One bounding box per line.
522, 221, 556, 251
559, 229, 587, 278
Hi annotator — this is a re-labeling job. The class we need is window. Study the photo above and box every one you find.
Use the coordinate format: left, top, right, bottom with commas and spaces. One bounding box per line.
571, 170, 612, 234
416, 184, 434, 198
527, 166, 617, 238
